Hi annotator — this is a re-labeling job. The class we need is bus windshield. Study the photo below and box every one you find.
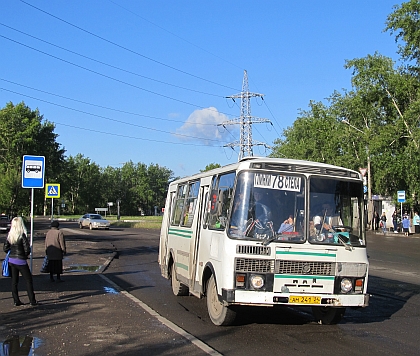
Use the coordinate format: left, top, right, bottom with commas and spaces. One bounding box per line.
228, 171, 306, 242
309, 177, 365, 247
228, 171, 365, 247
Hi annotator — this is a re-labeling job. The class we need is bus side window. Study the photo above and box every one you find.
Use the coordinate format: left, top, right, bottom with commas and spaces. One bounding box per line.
181, 181, 199, 228
171, 184, 187, 226
207, 172, 235, 230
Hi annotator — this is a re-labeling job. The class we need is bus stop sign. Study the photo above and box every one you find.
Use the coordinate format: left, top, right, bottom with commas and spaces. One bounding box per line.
22, 155, 45, 188
397, 190, 406, 203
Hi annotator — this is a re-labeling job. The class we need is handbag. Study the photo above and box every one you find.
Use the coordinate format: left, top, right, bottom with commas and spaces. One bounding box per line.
40, 255, 49, 273
2, 251, 10, 277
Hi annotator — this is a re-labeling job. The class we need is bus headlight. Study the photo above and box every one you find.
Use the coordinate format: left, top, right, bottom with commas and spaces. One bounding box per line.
250, 275, 265, 289
340, 278, 353, 293
337, 263, 367, 277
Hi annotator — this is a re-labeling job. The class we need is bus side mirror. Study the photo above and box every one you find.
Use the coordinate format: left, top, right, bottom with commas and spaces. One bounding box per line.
210, 190, 219, 214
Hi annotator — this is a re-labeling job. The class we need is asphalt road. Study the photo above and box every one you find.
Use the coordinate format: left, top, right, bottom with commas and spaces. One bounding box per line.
65, 222, 420, 355
64, 222, 420, 356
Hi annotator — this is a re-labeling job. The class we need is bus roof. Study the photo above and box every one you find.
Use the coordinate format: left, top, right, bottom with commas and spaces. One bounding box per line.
172, 157, 361, 185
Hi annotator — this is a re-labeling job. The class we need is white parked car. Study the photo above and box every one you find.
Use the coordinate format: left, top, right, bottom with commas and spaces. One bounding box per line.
78, 213, 110, 230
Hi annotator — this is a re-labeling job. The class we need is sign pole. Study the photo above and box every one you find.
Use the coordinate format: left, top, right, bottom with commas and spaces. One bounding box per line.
30, 188, 34, 273
51, 198, 54, 221
21, 155, 45, 273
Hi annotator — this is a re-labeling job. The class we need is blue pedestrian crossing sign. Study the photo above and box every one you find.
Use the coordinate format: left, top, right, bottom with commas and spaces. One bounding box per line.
22, 155, 45, 188
45, 184, 60, 199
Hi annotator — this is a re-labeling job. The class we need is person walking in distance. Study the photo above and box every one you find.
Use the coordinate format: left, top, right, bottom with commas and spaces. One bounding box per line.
45, 220, 66, 282
373, 211, 380, 231
3, 217, 37, 306
380, 212, 387, 235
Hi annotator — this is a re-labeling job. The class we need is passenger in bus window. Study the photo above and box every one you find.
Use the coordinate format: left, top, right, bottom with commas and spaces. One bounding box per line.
251, 190, 272, 225
278, 215, 294, 234
313, 203, 340, 232
321, 203, 342, 230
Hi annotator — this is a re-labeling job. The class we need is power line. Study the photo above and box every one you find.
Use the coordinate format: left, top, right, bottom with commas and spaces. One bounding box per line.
0, 78, 215, 126
0, 34, 216, 110
0, 23, 225, 99
0, 34, 243, 121
0, 86, 228, 143
55, 122, 222, 147
219, 70, 272, 160
115, 1, 288, 139
7, 2, 280, 156
18, 0, 239, 92
0, 78, 240, 143
107, 0, 244, 72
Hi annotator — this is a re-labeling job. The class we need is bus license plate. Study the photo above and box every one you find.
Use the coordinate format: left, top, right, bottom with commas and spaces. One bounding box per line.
289, 296, 321, 304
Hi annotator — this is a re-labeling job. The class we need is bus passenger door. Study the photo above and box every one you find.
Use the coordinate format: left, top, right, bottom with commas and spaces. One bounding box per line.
159, 188, 176, 275
189, 184, 209, 295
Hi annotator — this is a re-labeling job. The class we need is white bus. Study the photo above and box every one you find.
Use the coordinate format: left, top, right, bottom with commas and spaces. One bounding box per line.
158, 157, 369, 325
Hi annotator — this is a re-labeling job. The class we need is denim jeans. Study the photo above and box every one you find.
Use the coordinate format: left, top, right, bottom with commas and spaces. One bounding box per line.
9, 262, 36, 304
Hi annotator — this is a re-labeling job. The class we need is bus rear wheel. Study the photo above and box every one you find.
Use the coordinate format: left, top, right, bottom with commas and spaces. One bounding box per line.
171, 264, 189, 296
312, 306, 346, 325
206, 275, 236, 326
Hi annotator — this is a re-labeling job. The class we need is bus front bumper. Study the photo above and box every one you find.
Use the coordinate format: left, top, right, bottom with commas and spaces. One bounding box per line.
222, 289, 369, 308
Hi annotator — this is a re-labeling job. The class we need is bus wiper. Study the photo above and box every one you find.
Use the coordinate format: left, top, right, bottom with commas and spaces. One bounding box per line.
262, 236, 277, 246
336, 232, 353, 251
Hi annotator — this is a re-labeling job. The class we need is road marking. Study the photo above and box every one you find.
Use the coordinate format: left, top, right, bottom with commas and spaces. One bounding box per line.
98, 274, 222, 356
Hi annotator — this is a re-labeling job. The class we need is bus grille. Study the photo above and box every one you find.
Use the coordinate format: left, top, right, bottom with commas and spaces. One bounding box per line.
275, 260, 335, 276
236, 245, 271, 256
235, 258, 274, 273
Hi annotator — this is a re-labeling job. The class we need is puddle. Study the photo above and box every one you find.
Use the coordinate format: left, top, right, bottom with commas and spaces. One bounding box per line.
103, 286, 119, 294
65, 265, 101, 272
0, 335, 43, 356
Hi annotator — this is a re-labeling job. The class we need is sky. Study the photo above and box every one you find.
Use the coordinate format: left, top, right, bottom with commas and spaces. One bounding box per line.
1, 0, 404, 178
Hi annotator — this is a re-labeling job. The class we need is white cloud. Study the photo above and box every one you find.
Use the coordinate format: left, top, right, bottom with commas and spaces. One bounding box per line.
174, 107, 235, 145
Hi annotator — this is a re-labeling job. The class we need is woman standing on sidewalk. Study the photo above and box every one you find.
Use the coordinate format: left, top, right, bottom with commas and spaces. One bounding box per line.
413, 212, 420, 234
3, 217, 37, 306
45, 220, 66, 282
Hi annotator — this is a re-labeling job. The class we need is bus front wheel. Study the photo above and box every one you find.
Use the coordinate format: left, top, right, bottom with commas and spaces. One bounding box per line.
171, 265, 189, 296
206, 275, 236, 326
312, 306, 346, 325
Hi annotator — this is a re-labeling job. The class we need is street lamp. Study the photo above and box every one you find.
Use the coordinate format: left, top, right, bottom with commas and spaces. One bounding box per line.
341, 119, 373, 230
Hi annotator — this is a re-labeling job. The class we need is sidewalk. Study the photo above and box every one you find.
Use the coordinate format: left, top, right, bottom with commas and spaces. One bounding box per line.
368, 228, 420, 237
0, 223, 212, 356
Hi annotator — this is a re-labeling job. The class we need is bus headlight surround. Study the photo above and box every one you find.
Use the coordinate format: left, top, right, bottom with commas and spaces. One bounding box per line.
340, 278, 353, 293
250, 274, 265, 289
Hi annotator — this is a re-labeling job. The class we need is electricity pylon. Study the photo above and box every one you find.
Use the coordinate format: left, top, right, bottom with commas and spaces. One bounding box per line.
219, 70, 271, 160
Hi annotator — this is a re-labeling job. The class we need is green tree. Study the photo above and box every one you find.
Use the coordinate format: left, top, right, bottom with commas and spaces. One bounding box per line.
0, 102, 65, 215
61, 154, 101, 214
201, 163, 221, 172
270, 101, 344, 165
147, 163, 174, 215
385, 0, 420, 69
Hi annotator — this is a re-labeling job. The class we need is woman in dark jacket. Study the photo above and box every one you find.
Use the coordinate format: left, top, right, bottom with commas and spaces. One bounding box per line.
45, 220, 66, 282
3, 217, 37, 306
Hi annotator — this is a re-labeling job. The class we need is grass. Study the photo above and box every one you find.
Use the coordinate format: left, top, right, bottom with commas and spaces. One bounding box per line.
111, 216, 162, 230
